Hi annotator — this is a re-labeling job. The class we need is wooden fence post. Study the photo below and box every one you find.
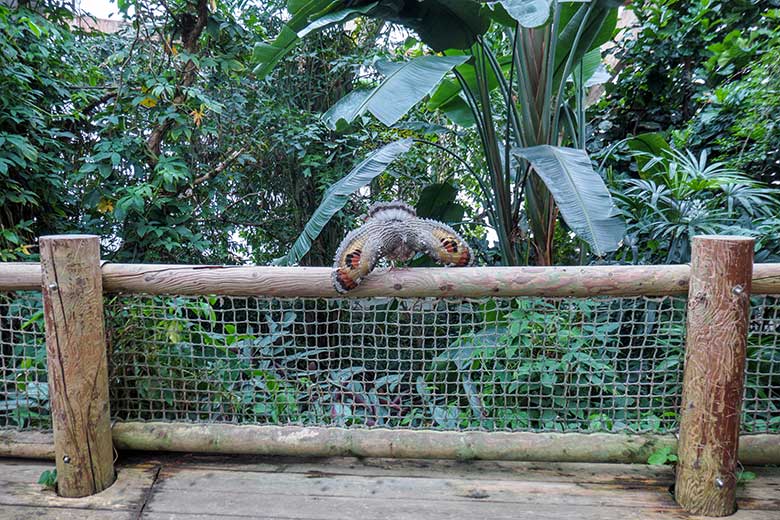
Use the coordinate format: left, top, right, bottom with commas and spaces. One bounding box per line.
675, 235, 754, 516
40, 235, 115, 497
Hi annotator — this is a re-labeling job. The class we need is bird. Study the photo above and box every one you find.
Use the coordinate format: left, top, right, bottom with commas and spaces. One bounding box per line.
332, 200, 473, 293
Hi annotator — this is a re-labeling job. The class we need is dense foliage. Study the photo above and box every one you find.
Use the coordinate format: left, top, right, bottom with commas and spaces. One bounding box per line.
0, 1, 445, 265
594, 4, 779, 186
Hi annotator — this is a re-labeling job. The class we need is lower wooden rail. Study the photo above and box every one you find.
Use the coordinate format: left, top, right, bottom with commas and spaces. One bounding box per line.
3, 425, 779, 465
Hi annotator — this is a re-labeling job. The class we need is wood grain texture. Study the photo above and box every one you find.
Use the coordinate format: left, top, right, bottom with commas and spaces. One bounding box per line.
139, 457, 779, 520
0, 458, 157, 520
101, 263, 694, 297
675, 236, 754, 516
4, 261, 780, 296
5, 429, 779, 464
0, 262, 41, 291
40, 235, 116, 498
752, 263, 780, 294
1, 454, 777, 520
0, 430, 54, 459
112, 422, 676, 463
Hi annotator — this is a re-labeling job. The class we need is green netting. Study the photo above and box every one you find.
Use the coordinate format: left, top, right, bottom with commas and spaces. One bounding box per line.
104, 294, 780, 434
0, 292, 48, 431
2, 291, 778, 435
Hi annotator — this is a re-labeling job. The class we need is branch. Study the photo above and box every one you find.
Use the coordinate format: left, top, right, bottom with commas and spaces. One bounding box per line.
178, 147, 246, 198
81, 91, 117, 115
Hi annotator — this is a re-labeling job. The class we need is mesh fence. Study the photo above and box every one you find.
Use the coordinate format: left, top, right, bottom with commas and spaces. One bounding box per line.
0, 292, 49, 431
105, 294, 780, 434
1, 290, 778, 435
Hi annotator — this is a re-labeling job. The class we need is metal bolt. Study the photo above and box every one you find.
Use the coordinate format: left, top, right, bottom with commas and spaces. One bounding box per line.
732, 285, 744, 295
715, 477, 724, 488
48, 283, 58, 291
63, 455, 71, 464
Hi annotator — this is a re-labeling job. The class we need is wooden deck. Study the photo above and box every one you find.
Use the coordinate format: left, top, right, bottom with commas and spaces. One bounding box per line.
1, 454, 778, 519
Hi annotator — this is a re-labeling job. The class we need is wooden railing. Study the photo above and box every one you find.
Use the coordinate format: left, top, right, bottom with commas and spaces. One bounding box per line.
1, 235, 779, 516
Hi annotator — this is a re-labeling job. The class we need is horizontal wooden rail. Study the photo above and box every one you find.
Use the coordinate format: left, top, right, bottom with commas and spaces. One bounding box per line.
3, 262, 780, 297
0, 263, 43, 291
2, 425, 779, 465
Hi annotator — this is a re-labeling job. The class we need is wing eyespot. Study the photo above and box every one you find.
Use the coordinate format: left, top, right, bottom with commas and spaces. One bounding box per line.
345, 249, 362, 269
440, 238, 459, 253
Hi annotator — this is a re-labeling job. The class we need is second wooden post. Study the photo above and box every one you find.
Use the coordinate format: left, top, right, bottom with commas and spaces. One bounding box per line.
675, 235, 754, 516
41, 235, 115, 497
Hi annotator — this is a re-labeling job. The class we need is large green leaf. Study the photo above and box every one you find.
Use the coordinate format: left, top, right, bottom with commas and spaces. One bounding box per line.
323, 55, 469, 129
440, 96, 476, 127
255, 0, 491, 79
297, 3, 379, 38
276, 139, 414, 266
512, 145, 625, 255
379, 0, 492, 52
252, 0, 339, 77
416, 182, 466, 223
492, 0, 552, 28
627, 132, 673, 179
428, 50, 512, 110
554, 2, 618, 86
572, 48, 605, 88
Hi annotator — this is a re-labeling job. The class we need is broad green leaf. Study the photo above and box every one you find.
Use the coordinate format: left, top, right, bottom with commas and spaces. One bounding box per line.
256, 0, 491, 78
297, 3, 379, 38
416, 182, 465, 224
384, 0, 491, 52
627, 132, 672, 178
252, 0, 339, 77
428, 50, 511, 111
441, 97, 476, 127
492, 0, 552, 28
487, 2, 520, 26
512, 145, 625, 256
322, 89, 372, 130
572, 48, 605, 89
276, 139, 414, 266
323, 55, 469, 128
554, 3, 618, 86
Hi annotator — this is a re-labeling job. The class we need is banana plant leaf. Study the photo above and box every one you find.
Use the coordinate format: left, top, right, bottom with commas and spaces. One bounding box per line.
490, 0, 552, 28
254, 0, 491, 77
252, 0, 340, 77
297, 2, 379, 38
512, 145, 625, 256
427, 50, 511, 110
276, 139, 414, 266
377, 0, 492, 51
323, 55, 470, 129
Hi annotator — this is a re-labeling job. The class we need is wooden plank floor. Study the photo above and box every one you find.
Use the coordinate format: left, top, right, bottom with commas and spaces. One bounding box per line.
1, 454, 778, 519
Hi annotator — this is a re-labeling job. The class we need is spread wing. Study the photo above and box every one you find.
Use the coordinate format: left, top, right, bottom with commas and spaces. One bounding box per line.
331, 223, 385, 293
413, 219, 473, 267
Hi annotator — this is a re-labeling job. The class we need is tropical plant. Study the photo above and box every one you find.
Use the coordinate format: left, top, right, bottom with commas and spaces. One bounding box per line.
611, 143, 780, 264
261, 0, 627, 266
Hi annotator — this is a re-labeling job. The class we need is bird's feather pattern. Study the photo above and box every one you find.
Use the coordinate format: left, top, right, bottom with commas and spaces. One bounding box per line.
332, 201, 472, 293
416, 220, 472, 267
331, 224, 383, 293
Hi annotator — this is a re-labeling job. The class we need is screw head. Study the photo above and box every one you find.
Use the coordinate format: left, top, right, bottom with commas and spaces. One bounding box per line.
48, 283, 58, 291
732, 285, 744, 295
715, 477, 725, 488
63, 455, 71, 464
